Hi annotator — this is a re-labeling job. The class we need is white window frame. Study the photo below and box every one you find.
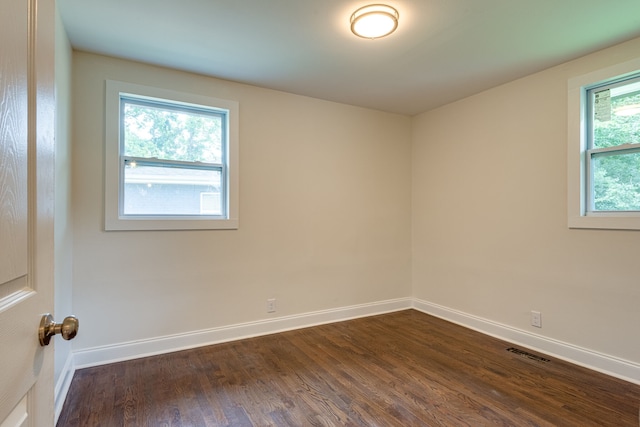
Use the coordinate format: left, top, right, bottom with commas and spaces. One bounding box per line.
567, 58, 640, 230
105, 80, 239, 231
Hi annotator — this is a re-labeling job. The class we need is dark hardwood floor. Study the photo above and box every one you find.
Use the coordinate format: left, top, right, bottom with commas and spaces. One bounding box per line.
57, 310, 640, 426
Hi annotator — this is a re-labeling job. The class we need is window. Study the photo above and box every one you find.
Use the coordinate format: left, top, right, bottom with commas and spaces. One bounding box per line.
568, 58, 640, 230
105, 80, 238, 230
587, 76, 640, 212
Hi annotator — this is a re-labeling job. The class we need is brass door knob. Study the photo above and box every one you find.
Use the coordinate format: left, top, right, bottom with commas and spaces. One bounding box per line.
39, 313, 79, 346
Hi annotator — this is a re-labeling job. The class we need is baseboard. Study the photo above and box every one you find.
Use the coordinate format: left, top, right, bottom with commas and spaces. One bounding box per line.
54, 351, 76, 424
73, 297, 413, 369
412, 298, 640, 385
70, 296, 639, 386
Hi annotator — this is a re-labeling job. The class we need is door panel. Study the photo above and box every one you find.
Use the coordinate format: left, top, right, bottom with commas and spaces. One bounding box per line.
0, 0, 56, 425
1, 395, 28, 427
0, 0, 28, 289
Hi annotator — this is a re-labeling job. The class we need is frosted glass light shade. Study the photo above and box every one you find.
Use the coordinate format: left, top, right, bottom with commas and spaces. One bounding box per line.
350, 4, 399, 39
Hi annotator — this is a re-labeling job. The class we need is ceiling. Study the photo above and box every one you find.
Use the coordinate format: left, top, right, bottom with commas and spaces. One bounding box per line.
57, 0, 640, 116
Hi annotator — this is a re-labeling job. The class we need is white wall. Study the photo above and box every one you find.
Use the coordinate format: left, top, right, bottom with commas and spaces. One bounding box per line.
69, 37, 640, 376
412, 37, 640, 365
71, 53, 412, 352
53, 4, 74, 403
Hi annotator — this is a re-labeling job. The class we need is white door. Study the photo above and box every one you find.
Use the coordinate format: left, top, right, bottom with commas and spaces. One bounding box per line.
0, 0, 57, 425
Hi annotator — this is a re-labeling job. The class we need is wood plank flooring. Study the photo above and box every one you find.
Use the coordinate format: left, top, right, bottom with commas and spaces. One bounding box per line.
57, 310, 640, 426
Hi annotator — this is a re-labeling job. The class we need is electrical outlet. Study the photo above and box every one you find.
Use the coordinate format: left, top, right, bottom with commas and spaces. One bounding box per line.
267, 298, 276, 313
531, 310, 542, 328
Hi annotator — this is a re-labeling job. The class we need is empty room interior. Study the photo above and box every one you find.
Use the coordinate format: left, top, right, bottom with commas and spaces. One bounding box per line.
9, 0, 640, 425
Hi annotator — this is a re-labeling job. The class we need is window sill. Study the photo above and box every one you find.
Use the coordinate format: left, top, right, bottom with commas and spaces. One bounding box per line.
568, 214, 640, 231
105, 216, 238, 231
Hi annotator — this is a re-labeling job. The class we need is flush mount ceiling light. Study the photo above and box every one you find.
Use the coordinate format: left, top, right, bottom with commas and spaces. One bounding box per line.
350, 4, 399, 39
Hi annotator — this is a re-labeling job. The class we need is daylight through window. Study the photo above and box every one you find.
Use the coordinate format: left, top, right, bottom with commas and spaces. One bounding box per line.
587, 75, 640, 212
121, 97, 226, 217
105, 80, 239, 231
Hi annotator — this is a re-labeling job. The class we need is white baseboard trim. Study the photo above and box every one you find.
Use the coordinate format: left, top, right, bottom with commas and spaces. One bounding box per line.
54, 351, 76, 425
412, 298, 640, 385
73, 297, 413, 369
70, 297, 639, 387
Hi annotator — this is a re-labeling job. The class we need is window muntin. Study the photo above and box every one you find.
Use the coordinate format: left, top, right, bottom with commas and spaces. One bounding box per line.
586, 75, 640, 213
105, 80, 239, 231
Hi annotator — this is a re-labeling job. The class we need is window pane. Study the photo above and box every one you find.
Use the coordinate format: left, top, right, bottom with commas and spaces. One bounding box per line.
123, 101, 223, 163
592, 151, 640, 211
592, 80, 640, 149
123, 164, 222, 216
